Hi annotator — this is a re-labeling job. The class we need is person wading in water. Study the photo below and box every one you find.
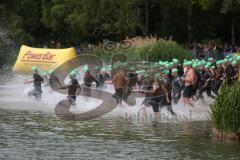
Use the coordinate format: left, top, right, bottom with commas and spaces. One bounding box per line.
139, 80, 162, 120
111, 70, 128, 104
182, 61, 196, 107
60, 71, 81, 105
83, 65, 99, 99
26, 66, 44, 101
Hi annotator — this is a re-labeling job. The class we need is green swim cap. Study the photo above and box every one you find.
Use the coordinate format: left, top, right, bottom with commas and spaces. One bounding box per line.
236, 56, 240, 61
165, 63, 171, 69
31, 66, 38, 71
172, 68, 178, 73
158, 61, 163, 65
185, 61, 192, 66
204, 65, 210, 68
70, 70, 77, 77
208, 57, 214, 61
163, 70, 170, 75
228, 58, 233, 62
172, 59, 179, 64
232, 60, 237, 66
223, 59, 228, 64
192, 63, 198, 68
197, 62, 202, 67
83, 65, 89, 73
47, 70, 53, 75
206, 62, 212, 66
216, 61, 221, 65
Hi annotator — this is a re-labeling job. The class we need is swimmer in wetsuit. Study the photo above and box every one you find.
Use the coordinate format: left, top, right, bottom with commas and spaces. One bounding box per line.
83, 66, 99, 97
171, 68, 183, 104
139, 80, 162, 119
60, 71, 81, 105
27, 66, 44, 101
94, 66, 105, 88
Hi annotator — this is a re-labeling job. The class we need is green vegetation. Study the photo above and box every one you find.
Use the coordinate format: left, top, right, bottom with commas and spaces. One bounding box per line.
210, 82, 240, 137
0, 0, 240, 46
94, 37, 191, 62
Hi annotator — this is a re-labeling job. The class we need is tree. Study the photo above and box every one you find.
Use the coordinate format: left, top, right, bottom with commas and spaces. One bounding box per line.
221, 0, 240, 46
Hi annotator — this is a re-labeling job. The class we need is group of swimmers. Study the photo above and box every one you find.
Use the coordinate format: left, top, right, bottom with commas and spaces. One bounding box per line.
26, 55, 240, 117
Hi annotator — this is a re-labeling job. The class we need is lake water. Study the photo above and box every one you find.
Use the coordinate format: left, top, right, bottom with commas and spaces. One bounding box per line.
0, 108, 240, 160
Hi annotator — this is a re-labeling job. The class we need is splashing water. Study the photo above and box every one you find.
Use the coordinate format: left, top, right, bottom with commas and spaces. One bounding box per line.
0, 27, 18, 84
0, 27, 214, 122
0, 71, 214, 122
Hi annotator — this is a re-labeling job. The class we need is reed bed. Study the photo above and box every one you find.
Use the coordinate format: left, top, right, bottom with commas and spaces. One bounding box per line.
210, 82, 240, 138
93, 37, 192, 62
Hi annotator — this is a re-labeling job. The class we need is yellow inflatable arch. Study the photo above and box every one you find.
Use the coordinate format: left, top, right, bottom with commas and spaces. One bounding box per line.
13, 45, 78, 74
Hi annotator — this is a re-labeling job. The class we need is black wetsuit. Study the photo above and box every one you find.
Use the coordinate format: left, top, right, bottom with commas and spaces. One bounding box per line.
68, 78, 81, 102
172, 76, 183, 103
198, 71, 215, 99
226, 64, 235, 85
142, 87, 162, 113
159, 79, 175, 115
102, 72, 111, 82
28, 73, 44, 101
83, 72, 99, 97
197, 69, 205, 99
192, 69, 201, 97
177, 65, 184, 77
95, 72, 104, 87
84, 72, 99, 87
212, 67, 222, 95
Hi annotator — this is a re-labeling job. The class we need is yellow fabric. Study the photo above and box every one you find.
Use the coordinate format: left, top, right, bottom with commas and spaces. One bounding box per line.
13, 45, 77, 74
232, 52, 240, 57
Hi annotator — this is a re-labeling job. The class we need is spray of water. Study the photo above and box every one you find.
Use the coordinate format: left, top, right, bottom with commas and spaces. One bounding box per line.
0, 28, 213, 122
0, 69, 214, 122
0, 27, 18, 84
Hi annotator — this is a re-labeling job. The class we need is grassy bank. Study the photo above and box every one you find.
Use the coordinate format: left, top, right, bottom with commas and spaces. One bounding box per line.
210, 82, 240, 140
93, 37, 192, 62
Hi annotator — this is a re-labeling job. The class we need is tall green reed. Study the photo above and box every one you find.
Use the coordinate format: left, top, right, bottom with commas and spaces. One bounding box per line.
210, 82, 240, 135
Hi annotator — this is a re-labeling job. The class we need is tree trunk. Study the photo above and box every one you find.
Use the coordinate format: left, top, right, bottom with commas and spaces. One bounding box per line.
231, 17, 236, 47
142, 0, 149, 36
187, 0, 193, 42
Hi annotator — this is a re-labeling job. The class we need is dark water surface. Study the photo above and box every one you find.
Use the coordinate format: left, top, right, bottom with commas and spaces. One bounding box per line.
0, 108, 239, 160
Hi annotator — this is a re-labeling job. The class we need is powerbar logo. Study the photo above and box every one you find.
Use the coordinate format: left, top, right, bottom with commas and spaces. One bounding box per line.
21, 51, 56, 63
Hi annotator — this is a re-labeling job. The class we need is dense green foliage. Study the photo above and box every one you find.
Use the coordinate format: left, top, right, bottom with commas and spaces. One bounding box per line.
210, 82, 240, 135
0, 0, 240, 46
94, 38, 191, 62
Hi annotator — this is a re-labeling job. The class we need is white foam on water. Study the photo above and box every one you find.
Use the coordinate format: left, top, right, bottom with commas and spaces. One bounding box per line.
0, 75, 214, 122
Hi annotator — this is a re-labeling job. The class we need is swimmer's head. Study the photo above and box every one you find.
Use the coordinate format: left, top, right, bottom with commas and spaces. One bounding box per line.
69, 71, 77, 79
171, 68, 178, 76
31, 66, 38, 74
